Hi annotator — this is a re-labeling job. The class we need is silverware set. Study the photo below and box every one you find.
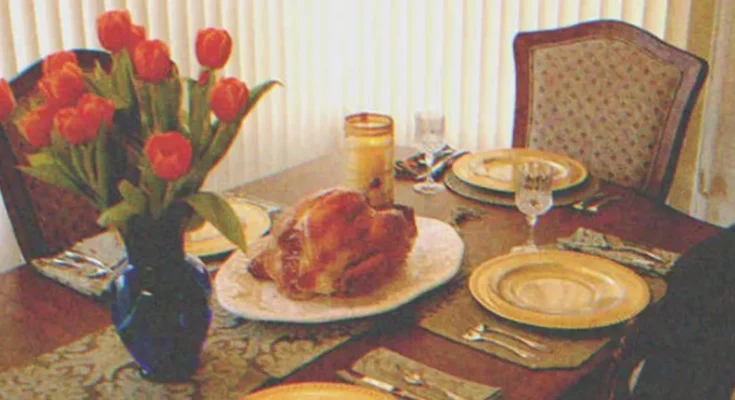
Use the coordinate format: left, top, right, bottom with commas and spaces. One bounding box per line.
461, 323, 550, 360
337, 366, 470, 400
571, 192, 622, 213
51, 250, 127, 279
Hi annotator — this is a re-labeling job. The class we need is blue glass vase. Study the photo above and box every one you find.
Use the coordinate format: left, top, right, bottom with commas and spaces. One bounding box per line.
110, 206, 212, 382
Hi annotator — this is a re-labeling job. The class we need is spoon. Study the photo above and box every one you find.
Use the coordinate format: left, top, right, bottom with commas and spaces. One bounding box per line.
462, 330, 537, 359
397, 366, 466, 400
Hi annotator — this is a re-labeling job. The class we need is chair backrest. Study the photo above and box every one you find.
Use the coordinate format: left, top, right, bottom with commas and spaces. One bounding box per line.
513, 20, 708, 202
0, 50, 111, 260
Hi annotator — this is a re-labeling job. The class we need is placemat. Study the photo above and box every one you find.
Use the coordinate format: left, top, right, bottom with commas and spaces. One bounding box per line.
444, 170, 600, 207
418, 282, 612, 370
0, 292, 372, 399
350, 347, 503, 400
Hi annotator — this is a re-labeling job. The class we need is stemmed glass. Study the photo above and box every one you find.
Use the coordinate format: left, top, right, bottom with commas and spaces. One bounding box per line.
413, 111, 446, 194
513, 160, 554, 252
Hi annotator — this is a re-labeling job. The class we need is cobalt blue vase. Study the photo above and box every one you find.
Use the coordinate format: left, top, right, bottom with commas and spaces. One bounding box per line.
110, 206, 212, 382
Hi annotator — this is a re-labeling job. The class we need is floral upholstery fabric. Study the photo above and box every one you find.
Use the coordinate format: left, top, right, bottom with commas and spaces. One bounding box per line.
527, 38, 682, 190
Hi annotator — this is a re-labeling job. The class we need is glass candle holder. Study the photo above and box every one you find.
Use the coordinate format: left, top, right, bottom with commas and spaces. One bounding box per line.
344, 112, 395, 207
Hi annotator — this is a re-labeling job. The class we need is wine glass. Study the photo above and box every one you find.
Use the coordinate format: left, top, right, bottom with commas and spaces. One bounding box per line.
513, 160, 554, 252
413, 111, 446, 194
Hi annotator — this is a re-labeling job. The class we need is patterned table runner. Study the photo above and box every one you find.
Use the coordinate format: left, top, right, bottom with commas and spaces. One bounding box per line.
0, 295, 372, 399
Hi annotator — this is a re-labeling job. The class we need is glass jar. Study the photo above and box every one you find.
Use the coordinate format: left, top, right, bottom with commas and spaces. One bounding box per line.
344, 112, 395, 207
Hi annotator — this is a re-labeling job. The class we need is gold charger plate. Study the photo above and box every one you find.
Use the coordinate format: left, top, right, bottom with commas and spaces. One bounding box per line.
468, 250, 650, 330
452, 148, 588, 192
243, 382, 394, 399
185, 201, 271, 257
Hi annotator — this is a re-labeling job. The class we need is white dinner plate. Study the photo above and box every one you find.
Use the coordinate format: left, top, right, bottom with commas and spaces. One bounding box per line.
215, 217, 464, 323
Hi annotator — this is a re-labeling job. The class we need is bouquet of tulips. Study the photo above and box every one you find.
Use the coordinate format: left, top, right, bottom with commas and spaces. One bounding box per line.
0, 9, 279, 252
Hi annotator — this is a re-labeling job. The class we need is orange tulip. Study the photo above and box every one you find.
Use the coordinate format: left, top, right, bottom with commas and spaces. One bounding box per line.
53, 107, 92, 145
42, 51, 79, 76
133, 40, 172, 83
0, 79, 16, 122
209, 78, 249, 123
125, 24, 146, 56
144, 132, 193, 181
97, 9, 132, 53
195, 28, 232, 69
38, 63, 86, 109
77, 93, 115, 133
18, 105, 55, 148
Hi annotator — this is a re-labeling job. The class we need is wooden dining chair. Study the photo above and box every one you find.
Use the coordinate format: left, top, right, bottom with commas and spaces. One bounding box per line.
0, 50, 111, 261
512, 20, 708, 202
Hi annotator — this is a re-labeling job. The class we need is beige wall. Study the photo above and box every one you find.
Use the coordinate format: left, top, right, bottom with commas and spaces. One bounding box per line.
667, 0, 716, 214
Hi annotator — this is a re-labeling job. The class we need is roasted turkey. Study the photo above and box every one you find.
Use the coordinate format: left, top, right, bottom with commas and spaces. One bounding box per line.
247, 188, 418, 299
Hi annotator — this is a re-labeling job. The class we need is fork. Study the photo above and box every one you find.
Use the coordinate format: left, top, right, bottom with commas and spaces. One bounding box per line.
583, 195, 622, 213
472, 323, 551, 352
462, 329, 538, 359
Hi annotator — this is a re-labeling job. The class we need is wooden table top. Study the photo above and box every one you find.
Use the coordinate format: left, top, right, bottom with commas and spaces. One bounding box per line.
0, 148, 722, 399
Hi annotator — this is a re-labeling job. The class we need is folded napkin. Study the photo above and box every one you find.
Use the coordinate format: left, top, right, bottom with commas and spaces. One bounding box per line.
31, 231, 125, 298
395, 145, 464, 181
557, 228, 680, 277
351, 347, 503, 400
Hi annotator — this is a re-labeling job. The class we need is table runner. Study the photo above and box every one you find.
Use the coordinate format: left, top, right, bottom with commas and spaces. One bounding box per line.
0, 295, 372, 399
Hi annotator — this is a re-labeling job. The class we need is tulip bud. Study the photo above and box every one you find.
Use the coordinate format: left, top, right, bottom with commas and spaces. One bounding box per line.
210, 78, 249, 123
144, 132, 193, 181
195, 28, 233, 69
0, 79, 16, 122
133, 40, 173, 83
42, 51, 79, 76
18, 105, 55, 148
38, 63, 86, 109
53, 107, 92, 146
97, 10, 132, 53
77, 93, 116, 137
125, 24, 146, 56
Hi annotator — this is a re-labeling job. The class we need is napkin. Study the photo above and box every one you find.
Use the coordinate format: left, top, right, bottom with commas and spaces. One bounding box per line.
351, 347, 503, 400
395, 145, 463, 181
557, 228, 680, 277
31, 231, 126, 298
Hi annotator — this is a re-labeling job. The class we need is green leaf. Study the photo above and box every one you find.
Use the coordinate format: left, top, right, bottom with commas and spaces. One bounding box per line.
152, 73, 182, 132
185, 211, 206, 232
97, 199, 145, 228
118, 180, 148, 209
183, 192, 246, 253
95, 124, 110, 205
242, 80, 282, 119
18, 165, 90, 201
27, 152, 55, 167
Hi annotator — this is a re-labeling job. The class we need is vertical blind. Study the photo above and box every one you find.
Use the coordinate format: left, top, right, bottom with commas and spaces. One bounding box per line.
0, 0, 691, 270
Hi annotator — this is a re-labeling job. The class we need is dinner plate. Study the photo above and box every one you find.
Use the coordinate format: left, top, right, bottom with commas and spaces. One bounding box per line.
468, 250, 650, 329
185, 201, 272, 258
243, 382, 394, 399
215, 217, 464, 323
452, 149, 588, 192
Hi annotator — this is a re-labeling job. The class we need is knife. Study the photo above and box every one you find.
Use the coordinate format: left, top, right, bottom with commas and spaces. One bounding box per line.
336, 369, 429, 400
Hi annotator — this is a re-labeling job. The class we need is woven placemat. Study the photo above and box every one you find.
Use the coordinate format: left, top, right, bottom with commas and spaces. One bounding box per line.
444, 170, 600, 207
418, 282, 612, 370
0, 292, 372, 399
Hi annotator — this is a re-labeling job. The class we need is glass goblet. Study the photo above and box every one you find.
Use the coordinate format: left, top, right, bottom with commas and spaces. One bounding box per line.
513, 160, 554, 252
413, 111, 446, 194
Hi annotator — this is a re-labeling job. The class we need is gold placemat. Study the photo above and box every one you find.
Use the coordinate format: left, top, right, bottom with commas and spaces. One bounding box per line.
444, 170, 600, 207
351, 347, 503, 400
0, 294, 372, 399
418, 282, 612, 370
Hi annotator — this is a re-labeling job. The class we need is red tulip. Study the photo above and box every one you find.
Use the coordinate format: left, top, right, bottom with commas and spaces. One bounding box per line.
125, 24, 146, 56
38, 63, 86, 109
77, 94, 115, 133
195, 28, 232, 69
18, 105, 55, 148
209, 78, 249, 123
42, 51, 79, 76
97, 10, 132, 53
0, 79, 16, 122
133, 40, 172, 83
53, 107, 92, 145
144, 132, 193, 181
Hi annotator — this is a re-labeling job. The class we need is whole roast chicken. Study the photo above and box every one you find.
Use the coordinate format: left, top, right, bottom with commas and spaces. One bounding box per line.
247, 188, 418, 299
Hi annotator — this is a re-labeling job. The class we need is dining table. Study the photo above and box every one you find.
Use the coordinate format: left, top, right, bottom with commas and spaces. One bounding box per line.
0, 146, 722, 399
